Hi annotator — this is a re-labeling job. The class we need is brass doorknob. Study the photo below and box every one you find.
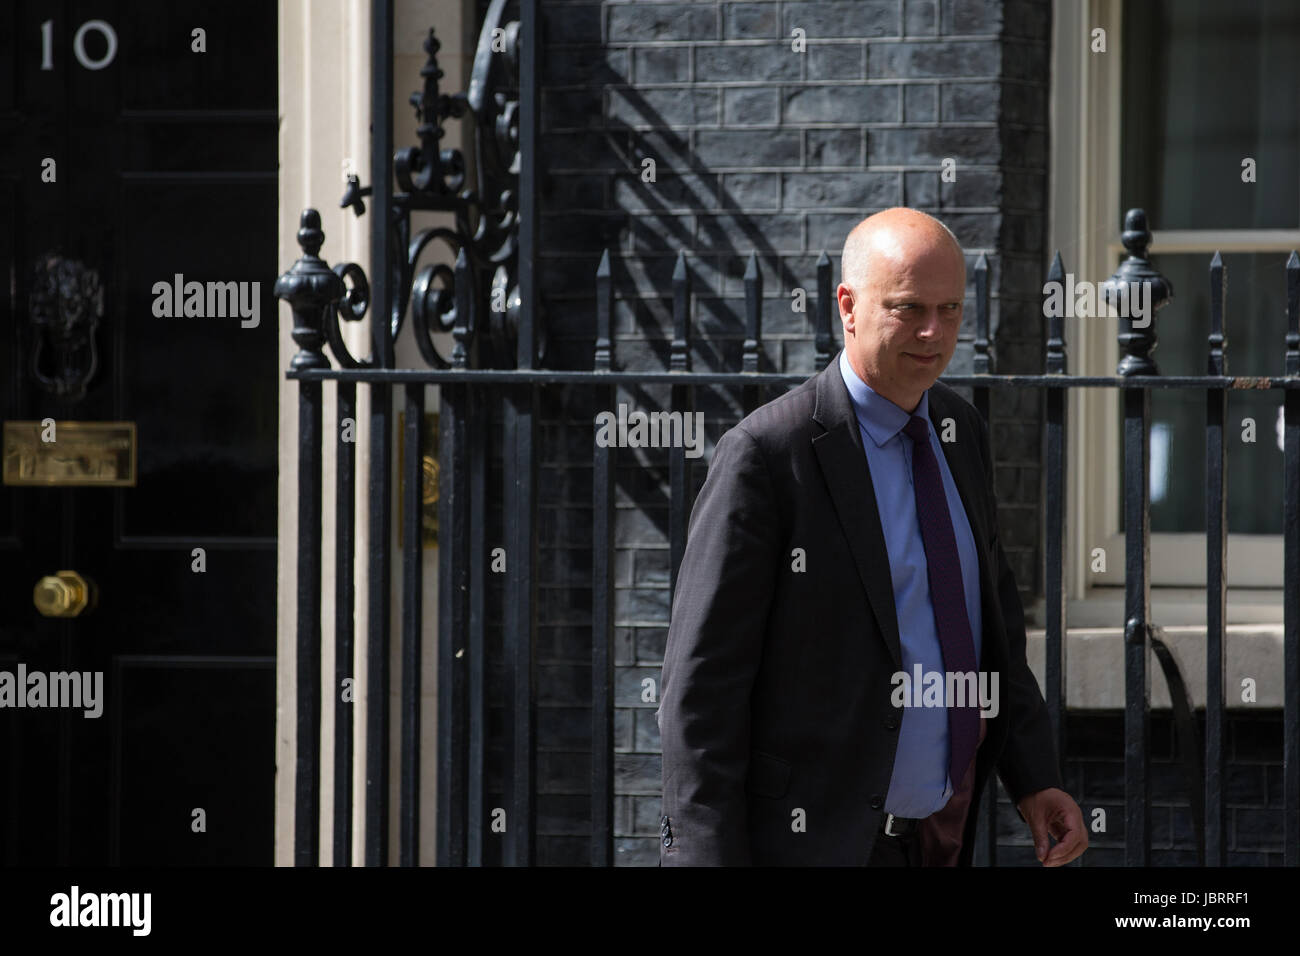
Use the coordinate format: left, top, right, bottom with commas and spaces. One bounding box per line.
33, 570, 92, 618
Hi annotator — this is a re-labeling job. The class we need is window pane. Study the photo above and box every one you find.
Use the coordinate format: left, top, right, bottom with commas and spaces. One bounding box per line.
1122, 0, 1300, 230
1117, 253, 1290, 534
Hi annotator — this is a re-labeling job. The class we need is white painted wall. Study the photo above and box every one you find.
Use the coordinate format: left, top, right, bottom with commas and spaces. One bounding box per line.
276, 0, 464, 867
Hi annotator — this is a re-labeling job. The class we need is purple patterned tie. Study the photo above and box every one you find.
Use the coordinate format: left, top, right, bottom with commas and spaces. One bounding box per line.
902, 415, 980, 788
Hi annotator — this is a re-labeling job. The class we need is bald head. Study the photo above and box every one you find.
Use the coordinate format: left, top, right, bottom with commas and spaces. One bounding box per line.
841, 207, 965, 292
835, 208, 967, 412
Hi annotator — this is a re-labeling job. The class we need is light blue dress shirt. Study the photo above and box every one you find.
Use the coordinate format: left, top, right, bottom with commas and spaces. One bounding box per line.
838, 349, 983, 817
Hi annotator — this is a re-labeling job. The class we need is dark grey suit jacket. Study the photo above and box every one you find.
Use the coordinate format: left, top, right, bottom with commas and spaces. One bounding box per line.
658, 351, 1063, 866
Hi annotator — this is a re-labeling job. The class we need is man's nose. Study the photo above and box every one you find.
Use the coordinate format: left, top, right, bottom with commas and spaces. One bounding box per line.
916, 309, 944, 337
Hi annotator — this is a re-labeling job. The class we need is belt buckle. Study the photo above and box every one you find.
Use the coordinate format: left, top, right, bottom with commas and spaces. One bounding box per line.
883, 813, 905, 837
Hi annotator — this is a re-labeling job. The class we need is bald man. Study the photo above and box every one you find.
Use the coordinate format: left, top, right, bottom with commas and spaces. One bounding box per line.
658, 208, 1087, 867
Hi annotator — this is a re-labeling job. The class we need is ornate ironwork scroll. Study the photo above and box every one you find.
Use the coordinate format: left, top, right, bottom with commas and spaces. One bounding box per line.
305, 0, 536, 373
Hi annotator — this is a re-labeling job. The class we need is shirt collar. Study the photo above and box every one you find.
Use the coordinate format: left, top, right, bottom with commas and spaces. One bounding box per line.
838, 348, 930, 448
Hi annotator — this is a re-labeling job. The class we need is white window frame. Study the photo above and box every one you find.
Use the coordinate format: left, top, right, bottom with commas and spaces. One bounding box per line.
1049, 0, 1298, 610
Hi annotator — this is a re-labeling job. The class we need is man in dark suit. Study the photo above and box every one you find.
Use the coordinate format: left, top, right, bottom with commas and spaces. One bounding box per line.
657, 207, 1087, 866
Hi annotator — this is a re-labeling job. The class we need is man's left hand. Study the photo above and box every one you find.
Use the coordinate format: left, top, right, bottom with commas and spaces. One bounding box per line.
1016, 787, 1088, 866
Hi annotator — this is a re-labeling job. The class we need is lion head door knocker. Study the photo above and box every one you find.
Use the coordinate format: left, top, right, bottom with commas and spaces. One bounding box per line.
29, 254, 104, 400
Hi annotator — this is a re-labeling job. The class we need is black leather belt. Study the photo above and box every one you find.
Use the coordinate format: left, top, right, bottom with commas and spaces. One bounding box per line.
879, 813, 922, 838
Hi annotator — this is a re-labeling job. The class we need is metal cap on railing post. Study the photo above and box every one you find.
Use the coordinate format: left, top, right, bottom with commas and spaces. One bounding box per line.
973, 252, 991, 375
1104, 208, 1173, 376
1044, 251, 1066, 375
814, 251, 833, 367
670, 250, 690, 373
275, 209, 345, 372
594, 249, 614, 372
1286, 251, 1299, 376
743, 252, 762, 374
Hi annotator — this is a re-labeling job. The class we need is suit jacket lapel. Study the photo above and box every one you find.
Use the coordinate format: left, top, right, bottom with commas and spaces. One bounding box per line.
811, 353, 903, 669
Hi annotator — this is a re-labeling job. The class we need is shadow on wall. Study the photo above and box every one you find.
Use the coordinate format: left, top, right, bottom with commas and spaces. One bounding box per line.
540, 78, 839, 552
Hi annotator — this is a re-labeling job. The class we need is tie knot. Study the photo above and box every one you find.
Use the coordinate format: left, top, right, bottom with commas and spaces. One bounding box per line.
903, 415, 930, 445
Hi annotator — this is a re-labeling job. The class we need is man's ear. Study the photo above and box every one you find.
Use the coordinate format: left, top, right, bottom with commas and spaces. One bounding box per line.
836, 283, 855, 330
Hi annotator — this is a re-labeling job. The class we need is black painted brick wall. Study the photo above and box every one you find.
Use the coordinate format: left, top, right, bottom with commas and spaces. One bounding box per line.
524, 0, 1065, 864
986, 713, 1286, 866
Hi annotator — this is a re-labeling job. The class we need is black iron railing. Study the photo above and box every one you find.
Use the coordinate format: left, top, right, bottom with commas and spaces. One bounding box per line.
275, 0, 1300, 867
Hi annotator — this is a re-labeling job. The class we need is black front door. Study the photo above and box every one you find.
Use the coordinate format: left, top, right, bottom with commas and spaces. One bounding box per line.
0, 0, 278, 865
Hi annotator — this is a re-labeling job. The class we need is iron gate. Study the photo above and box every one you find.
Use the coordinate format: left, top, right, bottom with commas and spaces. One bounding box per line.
274, 0, 1300, 867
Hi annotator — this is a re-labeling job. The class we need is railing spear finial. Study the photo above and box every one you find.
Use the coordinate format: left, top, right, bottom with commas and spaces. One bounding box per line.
1105, 208, 1173, 376
274, 209, 345, 371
